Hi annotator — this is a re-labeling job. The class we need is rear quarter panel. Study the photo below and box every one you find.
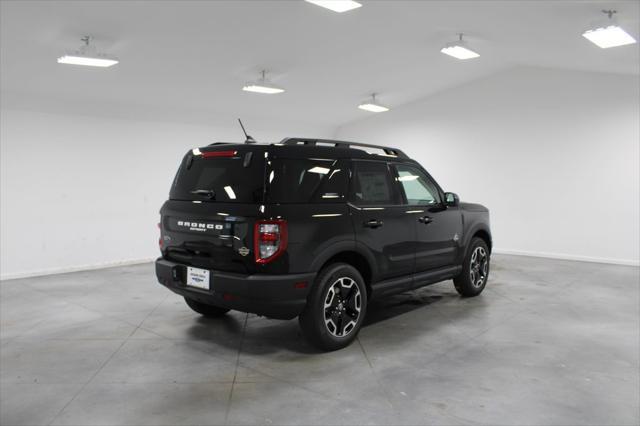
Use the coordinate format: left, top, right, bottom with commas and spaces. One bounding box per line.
263, 203, 354, 274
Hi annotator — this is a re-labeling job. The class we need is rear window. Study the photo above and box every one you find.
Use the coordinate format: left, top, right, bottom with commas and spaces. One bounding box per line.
267, 158, 348, 203
170, 150, 348, 204
170, 150, 266, 203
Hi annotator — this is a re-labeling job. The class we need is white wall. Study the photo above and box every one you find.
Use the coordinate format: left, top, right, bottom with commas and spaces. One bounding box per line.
0, 107, 333, 279
336, 66, 640, 266
2, 66, 638, 279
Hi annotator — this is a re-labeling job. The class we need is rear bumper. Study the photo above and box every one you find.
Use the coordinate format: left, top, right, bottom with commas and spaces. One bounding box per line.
155, 258, 315, 320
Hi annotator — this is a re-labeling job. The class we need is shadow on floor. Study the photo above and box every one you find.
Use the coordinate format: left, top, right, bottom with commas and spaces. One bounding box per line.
184, 285, 465, 355
363, 292, 444, 327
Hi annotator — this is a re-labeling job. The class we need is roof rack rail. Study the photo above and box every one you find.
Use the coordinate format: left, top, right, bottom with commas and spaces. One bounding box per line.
279, 137, 408, 159
207, 142, 234, 146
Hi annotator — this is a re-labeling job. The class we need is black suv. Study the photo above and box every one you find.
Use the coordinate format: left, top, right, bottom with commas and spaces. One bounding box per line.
156, 138, 491, 350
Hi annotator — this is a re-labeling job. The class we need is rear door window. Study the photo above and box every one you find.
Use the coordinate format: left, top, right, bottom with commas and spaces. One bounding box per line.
350, 161, 398, 206
267, 159, 348, 203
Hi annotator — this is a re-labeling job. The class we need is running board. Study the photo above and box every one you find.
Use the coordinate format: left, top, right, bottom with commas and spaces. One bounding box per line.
371, 265, 462, 300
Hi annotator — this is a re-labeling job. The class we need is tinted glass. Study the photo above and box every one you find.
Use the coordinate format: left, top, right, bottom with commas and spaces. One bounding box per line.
395, 164, 441, 205
351, 161, 396, 205
267, 159, 347, 203
314, 161, 349, 202
170, 151, 265, 203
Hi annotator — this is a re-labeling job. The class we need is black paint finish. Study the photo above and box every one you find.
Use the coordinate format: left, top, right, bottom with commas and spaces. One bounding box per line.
156, 139, 491, 318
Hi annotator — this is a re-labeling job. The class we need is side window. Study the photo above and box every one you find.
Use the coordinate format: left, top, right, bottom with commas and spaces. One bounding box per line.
351, 161, 397, 206
395, 164, 441, 206
314, 161, 349, 202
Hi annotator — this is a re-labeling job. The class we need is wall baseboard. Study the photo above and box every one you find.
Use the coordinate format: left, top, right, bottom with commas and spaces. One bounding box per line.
0, 258, 156, 281
2, 249, 638, 281
492, 248, 639, 267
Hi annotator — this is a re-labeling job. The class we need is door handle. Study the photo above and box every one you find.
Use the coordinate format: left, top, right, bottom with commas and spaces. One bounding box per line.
418, 216, 433, 224
364, 219, 384, 229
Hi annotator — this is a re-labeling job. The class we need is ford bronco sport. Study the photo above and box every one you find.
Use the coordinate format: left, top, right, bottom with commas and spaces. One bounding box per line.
155, 137, 491, 351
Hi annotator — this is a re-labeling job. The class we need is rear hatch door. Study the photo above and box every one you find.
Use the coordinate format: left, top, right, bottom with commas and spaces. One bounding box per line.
160, 146, 266, 274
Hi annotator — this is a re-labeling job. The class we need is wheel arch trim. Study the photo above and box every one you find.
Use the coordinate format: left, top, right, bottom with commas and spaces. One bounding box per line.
309, 241, 377, 291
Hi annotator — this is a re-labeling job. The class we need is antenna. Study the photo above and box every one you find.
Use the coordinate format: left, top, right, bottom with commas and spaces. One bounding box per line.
238, 119, 256, 144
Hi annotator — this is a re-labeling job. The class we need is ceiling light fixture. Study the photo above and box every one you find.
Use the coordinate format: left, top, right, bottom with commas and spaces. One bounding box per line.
305, 0, 362, 13
358, 93, 389, 113
57, 36, 119, 67
440, 33, 480, 60
582, 10, 637, 48
242, 70, 285, 94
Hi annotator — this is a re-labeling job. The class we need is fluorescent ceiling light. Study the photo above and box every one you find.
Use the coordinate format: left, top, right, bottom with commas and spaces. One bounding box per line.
441, 45, 480, 60
305, 0, 362, 13
358, 103, 389, 113
583, 26, 636, 48
57, 36, 118, 68
242, 84, 284, 94
57, 55, 118, 67
441, 33, 479, 60
358, 93, 389, 113
582, 10, 636, 49
243, 70, 285, 94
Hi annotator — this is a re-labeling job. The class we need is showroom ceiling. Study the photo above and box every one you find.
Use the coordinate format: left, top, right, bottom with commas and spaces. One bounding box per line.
1, 0, 638, 127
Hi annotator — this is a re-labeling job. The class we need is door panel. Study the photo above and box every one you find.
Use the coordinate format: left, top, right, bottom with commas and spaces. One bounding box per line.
413, 206, 462, 271
393, 164, 462, 272
349, 161, 415, 283
350, 205, 416, 281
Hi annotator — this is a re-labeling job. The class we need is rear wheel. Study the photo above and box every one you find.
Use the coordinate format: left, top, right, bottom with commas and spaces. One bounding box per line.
184, 297, 230, 317
454, 238, 490, 297
299, 263, 367, 351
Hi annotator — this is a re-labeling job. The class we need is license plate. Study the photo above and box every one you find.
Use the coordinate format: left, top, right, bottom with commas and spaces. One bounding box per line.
186, 267, 210, 290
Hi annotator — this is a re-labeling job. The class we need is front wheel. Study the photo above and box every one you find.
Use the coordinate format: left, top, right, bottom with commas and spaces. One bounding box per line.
299, 263, 367, 351
453, 238, 490, 297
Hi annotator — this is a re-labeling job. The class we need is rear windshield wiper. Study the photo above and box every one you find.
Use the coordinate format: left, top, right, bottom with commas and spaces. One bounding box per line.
190, 189, 216, 200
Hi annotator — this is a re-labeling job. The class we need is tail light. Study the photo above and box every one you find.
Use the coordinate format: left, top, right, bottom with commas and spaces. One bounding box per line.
158, 222, 163, 249
254, 220, 287, 264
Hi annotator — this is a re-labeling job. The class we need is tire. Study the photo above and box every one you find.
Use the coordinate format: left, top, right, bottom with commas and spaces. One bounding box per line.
299, 263, 368, 351
454, 237, 490, 297
184, 297, 230, 317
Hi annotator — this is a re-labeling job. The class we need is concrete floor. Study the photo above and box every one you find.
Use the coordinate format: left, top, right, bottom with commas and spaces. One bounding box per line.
0, 254, 638, 426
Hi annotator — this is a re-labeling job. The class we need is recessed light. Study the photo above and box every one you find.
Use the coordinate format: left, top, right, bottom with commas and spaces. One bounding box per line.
305, 0, 362, 13
242, 70, 285, 94
441, 33, 480, 60
57, 36, 119, 68
358, 94, 389, 113
583, 10, 636, 48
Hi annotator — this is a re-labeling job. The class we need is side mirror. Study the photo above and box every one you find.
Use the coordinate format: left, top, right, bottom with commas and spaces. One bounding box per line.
445, 192, 459, 207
